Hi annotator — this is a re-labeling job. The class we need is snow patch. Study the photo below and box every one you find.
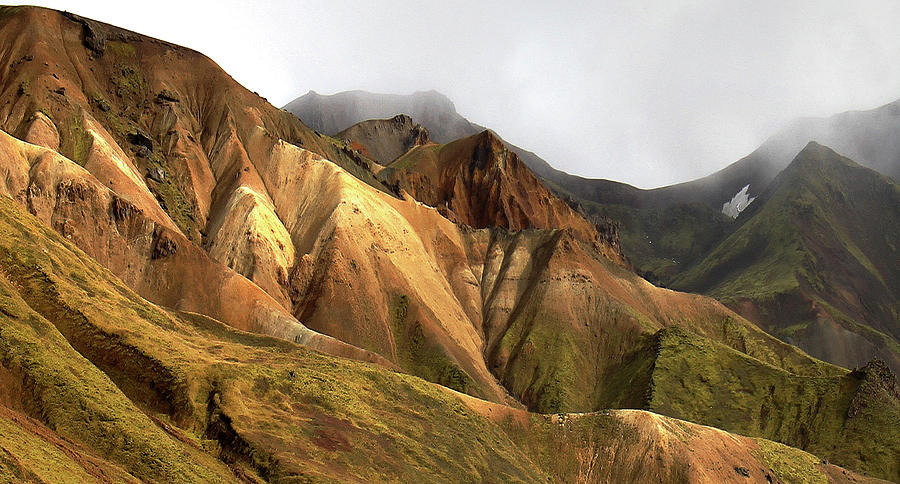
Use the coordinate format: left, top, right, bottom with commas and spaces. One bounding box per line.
722, 184, 756, 218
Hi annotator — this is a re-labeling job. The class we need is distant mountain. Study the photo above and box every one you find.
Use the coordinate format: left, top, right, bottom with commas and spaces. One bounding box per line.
673, 142, 900, 372
1, 7, 898, 482
286, 89, 481, 143
285, 89, 561, 177
336, 114, 429, 164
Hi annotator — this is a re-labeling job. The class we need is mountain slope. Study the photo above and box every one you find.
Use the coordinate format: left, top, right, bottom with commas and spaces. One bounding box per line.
380, 129, 617, 252
0, 6, 399, 365
2, 7, 899, 481
336, 114, 430, 165
673, 142, 900, 372
2, 189, 889, 483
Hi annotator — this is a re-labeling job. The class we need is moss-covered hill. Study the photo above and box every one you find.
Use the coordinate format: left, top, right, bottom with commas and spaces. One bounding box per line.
0, 193, 891, 483
672, 143, 900, 373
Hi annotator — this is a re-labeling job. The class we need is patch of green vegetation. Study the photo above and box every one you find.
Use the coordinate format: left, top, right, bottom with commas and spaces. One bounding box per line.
671, 206, 802, 301
510, 321, 579, 413
57, 113, 93, 166
106, 40, 137, 58
0, 6, 22, 20
589, 336, 656, 410
387, 144, 443, 171
146, 154, 199, 240
752, 438, 827, 484
387, 293, 482, 396
586, 201, 734, 285
95, 107, 130, 139
111, 64, 148, 99
0, 265, 228, 482
648, 327, 900, 481
491, 295, 604, 414
0, 410, 135, 482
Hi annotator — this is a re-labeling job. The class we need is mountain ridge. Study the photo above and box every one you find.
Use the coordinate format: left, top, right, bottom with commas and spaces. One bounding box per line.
673, 142, 900, 373
0, 6, 898, 482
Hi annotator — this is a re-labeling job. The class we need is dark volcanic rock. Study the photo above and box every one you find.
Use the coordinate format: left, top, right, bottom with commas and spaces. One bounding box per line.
128, 130, 153, 151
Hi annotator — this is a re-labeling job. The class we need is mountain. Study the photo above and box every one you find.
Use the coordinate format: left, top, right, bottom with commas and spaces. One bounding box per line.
672, 142, 900, 373
286, 89, 481, 144
285, 90, 900, 275
379, 129, 617, 252
280, 89, 766, 284
335, 114, 429, 165
0, 189, 891, 483
1, 6, 898, 481
285, 88, 561, 178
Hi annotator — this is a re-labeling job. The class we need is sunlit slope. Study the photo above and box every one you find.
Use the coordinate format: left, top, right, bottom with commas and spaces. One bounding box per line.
0, 193, 888, 483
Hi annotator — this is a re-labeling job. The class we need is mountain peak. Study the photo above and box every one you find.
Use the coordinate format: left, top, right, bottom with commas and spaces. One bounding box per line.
785, 141, 860, 176
284, 89, 481, 143
336, 114, 430, 164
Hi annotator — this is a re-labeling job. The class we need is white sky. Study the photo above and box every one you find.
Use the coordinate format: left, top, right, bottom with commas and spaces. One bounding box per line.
15, 1, 900, 188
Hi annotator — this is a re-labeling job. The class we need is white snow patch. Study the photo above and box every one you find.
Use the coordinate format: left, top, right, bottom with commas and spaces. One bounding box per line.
722, 184, 756, 218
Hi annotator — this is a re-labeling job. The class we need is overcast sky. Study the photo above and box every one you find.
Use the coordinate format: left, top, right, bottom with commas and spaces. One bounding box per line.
16, 1, 900, 187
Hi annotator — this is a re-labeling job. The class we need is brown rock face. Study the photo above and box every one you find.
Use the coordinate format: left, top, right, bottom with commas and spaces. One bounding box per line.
0, 7, 392, 367
0, 7, 840, 411
381, 130, 623, 260
336, 114, 430, 164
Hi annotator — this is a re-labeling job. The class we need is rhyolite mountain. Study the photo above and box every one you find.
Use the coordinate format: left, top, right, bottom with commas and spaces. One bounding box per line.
287, 89, 900, 277
0, 6, 898, 482
292, 88, 900, 369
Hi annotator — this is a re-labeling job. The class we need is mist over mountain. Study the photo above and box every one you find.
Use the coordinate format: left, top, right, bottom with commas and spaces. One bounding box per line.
674, 143, 900, 372
0, 5, 897, 483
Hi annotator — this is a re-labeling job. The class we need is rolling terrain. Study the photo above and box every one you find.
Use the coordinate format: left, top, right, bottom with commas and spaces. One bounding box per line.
0, 185, 889, 483
0, 6, 897, 482
293, 86, 900, 378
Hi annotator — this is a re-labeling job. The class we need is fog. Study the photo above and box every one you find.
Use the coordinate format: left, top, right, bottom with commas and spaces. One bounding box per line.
15, 0, 900, 187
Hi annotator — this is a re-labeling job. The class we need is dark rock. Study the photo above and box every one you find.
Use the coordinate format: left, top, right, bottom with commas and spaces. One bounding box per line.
136, 146, 151, 158
54, 87, 66, 96
734, 466, 750, 477
62, 12, 141, 57
127, 130, 153, 151
152, 228, 178, 259
109, 195, 137, 222
97, 99, 111, 112
156, 89, 180, 103
62, 12, 107, 56
147, 167, 166, 183
847, 359, 900, 418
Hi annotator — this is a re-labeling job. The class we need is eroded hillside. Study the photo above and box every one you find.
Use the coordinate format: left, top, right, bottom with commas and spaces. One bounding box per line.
0, 6, 898, 482
0, 192, 887, 482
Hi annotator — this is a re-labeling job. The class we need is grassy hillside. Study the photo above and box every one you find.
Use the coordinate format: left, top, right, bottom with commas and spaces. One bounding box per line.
673, 143, 900, 372
648, 327, 900, 481
2, 193, 886, 482
583, 200, 734, 284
